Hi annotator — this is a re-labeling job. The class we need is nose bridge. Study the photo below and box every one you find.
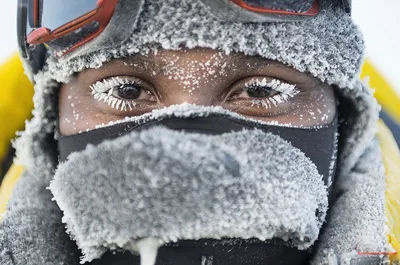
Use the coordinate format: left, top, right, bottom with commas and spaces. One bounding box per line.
159, 58, 223, 106
166, 92, 215, 106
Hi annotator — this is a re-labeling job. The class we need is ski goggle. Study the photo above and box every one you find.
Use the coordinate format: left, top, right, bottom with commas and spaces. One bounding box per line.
18, 0, 118, 63
17, 0, 350, 74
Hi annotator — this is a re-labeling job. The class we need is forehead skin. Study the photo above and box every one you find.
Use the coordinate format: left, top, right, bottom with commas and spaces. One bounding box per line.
58, 48, 336, 135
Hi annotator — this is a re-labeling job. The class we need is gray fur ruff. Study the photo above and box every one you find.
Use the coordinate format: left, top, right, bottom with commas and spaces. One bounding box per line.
46, 0, 364, 89
0, 0, 391, 264
50, 127, 327, 263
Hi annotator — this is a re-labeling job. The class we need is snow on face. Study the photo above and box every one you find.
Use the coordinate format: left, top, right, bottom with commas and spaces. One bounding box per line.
58, 48, 337, 135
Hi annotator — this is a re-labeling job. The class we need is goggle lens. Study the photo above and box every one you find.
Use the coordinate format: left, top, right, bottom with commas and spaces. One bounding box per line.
24, 0, 118, 55
39, 0, 99, 32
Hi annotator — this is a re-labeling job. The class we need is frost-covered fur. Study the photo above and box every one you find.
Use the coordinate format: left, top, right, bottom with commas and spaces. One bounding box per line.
46, 0, 364, 89
50, 127, 327, 262
0, 169, 81, 265
0, 0, 391, 264
312, 139, 387, 265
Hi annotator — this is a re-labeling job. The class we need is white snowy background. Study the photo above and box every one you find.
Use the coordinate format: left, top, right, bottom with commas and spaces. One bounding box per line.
0, 1, 399, 93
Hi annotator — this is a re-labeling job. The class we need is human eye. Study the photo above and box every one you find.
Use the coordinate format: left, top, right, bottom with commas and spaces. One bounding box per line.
90, 76, 157, 111
225, 77, 300, 114
223, 75, 336, 126
233, 78, 299, 107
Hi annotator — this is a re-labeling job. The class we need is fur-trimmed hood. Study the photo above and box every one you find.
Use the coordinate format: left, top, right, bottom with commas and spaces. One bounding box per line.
0, 0, 393, 264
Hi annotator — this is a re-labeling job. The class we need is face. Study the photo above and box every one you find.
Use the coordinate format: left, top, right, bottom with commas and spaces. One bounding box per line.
59, 48, 336, 135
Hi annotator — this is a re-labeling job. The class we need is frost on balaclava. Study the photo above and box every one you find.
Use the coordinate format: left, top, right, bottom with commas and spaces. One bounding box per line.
5, 0, 390, 264
51, 124, 329, 262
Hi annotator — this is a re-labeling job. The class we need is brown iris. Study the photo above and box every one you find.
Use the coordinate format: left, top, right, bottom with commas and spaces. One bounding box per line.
113, 84, 143, 100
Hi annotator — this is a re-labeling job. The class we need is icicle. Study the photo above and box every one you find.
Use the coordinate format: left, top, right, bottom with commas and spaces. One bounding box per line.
132, 237, 164, 265
201, 255, 214, 265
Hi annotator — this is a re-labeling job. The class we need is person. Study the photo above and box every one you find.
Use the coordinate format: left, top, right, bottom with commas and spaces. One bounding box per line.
0, 0, 399, 264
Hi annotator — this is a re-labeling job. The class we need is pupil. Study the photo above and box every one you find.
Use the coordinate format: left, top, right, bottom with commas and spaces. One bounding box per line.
117, 84, 142, 99
247, 86, 272, 98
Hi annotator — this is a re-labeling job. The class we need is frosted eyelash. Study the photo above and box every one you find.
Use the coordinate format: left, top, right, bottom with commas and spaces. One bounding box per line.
245, 78, 299, 108
90, 77, 138, 111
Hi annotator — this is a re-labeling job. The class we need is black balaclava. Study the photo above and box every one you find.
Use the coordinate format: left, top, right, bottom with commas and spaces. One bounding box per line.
55, 104, 338, 265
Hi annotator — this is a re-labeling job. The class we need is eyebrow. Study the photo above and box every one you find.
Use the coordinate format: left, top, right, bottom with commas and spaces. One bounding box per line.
124, 54, 151, 68
124, 51, 266, 72
121, 50, 303, 83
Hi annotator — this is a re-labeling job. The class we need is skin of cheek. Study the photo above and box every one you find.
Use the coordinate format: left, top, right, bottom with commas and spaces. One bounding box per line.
287, 85, 336, 126
59, 80, 116, 135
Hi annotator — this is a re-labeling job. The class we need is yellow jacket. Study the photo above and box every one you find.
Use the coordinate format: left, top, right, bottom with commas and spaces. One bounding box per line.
0, 54, 34, 175
360, 60, 400, 262
0, 54, 399, 262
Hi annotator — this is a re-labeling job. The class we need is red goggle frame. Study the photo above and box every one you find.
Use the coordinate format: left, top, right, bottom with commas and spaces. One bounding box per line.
230, 0, 319, 16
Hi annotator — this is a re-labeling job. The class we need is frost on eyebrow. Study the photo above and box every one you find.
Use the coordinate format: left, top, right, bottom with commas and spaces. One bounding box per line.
122, 51, 242, 95
157, 51, 234, 94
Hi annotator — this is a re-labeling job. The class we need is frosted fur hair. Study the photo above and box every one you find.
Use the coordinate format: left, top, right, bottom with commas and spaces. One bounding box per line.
46, 0, 364, 89
2, 0, 391, 264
